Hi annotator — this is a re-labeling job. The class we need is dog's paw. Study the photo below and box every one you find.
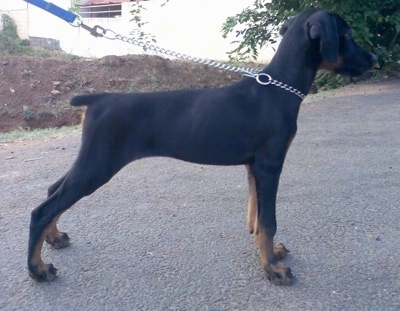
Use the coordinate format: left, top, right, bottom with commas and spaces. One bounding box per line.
273, 243, 290, 261
264, 262, 294, 286
46, 232, 70, 249
28, 263, 58, 282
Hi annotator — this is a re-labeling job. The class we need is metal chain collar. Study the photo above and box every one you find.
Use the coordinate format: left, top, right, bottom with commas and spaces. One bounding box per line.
79, 23, 306, 100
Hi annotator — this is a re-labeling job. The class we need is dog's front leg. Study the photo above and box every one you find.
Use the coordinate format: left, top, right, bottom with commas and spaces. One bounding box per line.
251, 158, 294, 286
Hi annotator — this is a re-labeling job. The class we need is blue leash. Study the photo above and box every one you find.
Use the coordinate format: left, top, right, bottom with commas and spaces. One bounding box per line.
24, 0, 78, 24
23, 0, 107, 37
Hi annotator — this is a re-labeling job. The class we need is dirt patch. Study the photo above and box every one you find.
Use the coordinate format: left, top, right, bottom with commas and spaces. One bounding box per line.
0, 55, 243, 132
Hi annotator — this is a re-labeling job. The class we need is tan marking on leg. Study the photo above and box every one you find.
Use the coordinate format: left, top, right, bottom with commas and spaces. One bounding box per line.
254, 225, 274, 266
246, 165, 257, 234
273, 242, 290, 260
29, 225, 58, 282
45, 214, 70, 249
31, 231, 47, 268
80, 107, 87, 124
46, 215, 60, 241
255, 224, 294, 286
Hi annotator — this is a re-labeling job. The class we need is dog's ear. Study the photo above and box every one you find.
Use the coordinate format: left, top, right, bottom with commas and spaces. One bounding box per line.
307, 11, 339, 64
279, 17, 296, 36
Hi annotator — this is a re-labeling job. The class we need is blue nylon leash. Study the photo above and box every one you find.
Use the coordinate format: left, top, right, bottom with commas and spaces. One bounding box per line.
24, 0, 78, 24
23, 0, 106, 36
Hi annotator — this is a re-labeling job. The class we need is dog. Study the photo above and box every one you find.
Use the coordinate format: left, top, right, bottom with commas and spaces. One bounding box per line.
28, 8, 377, 285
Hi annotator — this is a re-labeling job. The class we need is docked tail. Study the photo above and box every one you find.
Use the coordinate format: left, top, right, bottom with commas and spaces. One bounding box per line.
70, 93, 108, 107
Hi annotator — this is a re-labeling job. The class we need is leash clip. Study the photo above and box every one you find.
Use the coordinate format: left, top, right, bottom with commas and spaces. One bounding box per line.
256, 73, 272, 85
69, 15, 83, 27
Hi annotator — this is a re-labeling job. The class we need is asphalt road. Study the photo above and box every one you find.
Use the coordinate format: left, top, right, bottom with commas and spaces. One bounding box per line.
1, 80, 399, 310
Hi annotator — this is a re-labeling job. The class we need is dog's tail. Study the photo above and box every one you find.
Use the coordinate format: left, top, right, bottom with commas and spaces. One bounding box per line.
70, 93, 107, 107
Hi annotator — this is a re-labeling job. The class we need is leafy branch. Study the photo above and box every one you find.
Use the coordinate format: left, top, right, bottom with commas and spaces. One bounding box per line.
222, 0, 400, 67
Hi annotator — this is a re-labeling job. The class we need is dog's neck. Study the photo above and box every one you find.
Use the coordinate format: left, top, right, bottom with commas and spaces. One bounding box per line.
262, 28, 321, 98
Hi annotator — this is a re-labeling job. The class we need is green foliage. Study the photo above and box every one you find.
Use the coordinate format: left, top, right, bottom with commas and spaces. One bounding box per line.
1, 14, 18, 38
315, 71, 344, 91
0, 14, 30, 55
222, 0, 400, 68
129, 0, 156, 46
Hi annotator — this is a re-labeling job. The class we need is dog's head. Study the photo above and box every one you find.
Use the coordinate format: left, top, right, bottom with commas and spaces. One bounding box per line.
280, 8, 377, 76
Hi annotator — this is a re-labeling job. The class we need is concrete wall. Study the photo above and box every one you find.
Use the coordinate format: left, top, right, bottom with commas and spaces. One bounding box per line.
0, 0, 276, 62
0, 0, 29, 39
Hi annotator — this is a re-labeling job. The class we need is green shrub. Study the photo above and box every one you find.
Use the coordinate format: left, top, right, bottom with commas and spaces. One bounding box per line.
0, 14, 30, 55
222, 0, 400, 69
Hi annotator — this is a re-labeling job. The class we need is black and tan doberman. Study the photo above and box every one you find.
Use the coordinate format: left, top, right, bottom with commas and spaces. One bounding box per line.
28, 8, 377, 285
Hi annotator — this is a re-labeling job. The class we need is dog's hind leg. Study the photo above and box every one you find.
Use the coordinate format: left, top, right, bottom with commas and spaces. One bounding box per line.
28, 126, 133, 281
44, 174, 71, 249
28, 182, 83, 281
48, 174, 66, 196
28, 164, 116, 281
250, 156, 294, 285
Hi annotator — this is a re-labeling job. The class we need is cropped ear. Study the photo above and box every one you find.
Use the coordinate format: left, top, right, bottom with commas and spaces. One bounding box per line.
307, 11, 339, 64
279, 17, 296, 36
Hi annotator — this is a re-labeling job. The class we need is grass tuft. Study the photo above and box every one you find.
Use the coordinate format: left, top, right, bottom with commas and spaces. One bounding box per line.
0, 126, 81, 143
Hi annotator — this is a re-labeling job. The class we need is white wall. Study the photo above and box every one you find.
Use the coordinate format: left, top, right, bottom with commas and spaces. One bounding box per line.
0, 0, 29, 39
0, 0, 276, 62
138, 0, 275, 62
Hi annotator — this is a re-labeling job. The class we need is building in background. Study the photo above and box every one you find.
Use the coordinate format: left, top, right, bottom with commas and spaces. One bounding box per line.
0, 0, 275, 62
